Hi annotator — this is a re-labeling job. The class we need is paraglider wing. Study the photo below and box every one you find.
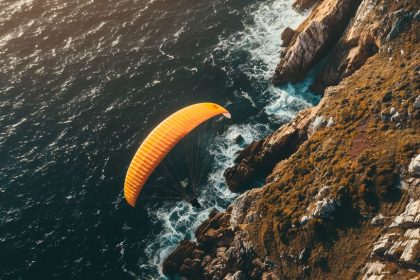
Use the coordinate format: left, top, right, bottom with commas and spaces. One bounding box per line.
124, 103, 231, 207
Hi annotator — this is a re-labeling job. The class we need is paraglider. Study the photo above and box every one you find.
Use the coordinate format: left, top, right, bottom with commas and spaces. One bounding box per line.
124, 102, 231, 207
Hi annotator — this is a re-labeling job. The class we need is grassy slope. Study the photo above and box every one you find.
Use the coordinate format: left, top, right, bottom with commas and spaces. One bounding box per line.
245, 28, 419, 279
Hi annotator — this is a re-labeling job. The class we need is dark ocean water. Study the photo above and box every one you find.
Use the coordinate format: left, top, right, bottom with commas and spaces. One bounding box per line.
0, 0, 318, 279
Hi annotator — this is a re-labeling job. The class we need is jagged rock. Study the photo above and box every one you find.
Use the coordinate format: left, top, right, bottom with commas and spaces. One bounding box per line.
195, 210, 234, 248
386, 228, 420, 264
224, 105, 320, 192
371, 228, 419, 267
408, 154, 420, 177
371, 213, 385, 226
234, 135, 245, 145
308, 115, 326, 136
281, 27, 298, 47
230, 188, 263, 228
300, 186, 341, 224
162, 240, 200, 276
361, 262, 387, 280
292, 0, 319, 12
399, 228, 420, 264
179, 258, 203, 278
273, 0, 362, 86
203, 257, 227, 280
385, 9, 414, 41
312, 0, 416, 92
372, 233, 400, 255
390, 199, 420, 228
224, 232, 255, 268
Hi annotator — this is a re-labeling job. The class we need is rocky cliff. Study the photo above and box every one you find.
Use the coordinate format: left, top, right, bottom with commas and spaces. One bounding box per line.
163, 0, 420, 279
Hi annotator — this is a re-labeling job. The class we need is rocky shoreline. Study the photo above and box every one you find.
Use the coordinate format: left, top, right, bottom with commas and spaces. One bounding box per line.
163, 0, 420, 279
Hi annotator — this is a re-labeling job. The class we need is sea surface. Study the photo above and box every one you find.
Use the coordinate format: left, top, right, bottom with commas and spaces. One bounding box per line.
0, 0, 318, 279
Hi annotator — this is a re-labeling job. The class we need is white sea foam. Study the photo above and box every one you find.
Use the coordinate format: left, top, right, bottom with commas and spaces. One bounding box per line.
215, 0, 317, 119
144, 122, 269, 279
217, 0, 307, 80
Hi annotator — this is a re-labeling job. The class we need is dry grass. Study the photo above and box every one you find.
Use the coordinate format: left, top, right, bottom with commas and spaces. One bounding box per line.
244, 27, 420, 279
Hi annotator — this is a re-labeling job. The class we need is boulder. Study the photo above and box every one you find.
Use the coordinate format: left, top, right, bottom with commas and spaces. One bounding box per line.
230, 188, 263, 228
408, 154, 420, 177
162, 240, 200, 276
195, 210, 234, 249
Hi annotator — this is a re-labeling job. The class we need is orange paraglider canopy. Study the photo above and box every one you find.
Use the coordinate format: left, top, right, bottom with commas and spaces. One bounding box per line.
124, 102, 231, 207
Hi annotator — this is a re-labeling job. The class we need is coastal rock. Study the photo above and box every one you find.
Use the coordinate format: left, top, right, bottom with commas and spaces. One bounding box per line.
361, 262, 387, 280
224, 105, 321, 192
312, 0, 417, 92
372, 233, 399, 255
371, 213, 385, 226
162, 240, 201, 276
408, 154, 420, 177
230, 188, 263, 228
372, 228, 419, 266
281, 27, 298, 47
300, 186, 341, 224
273, 0, 362, 86
195, 209, 234, 248
308, 115, 326, 136
292, 0, 320, 12
390, 199, 420, 228
163, 189, 266, 279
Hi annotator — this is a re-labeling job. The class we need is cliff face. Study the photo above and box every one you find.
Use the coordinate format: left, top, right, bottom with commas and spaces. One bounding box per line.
273, 0, 418, 93
312, 0, 420, 92
272, 0, 362, 86
163, 0, 420, 279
